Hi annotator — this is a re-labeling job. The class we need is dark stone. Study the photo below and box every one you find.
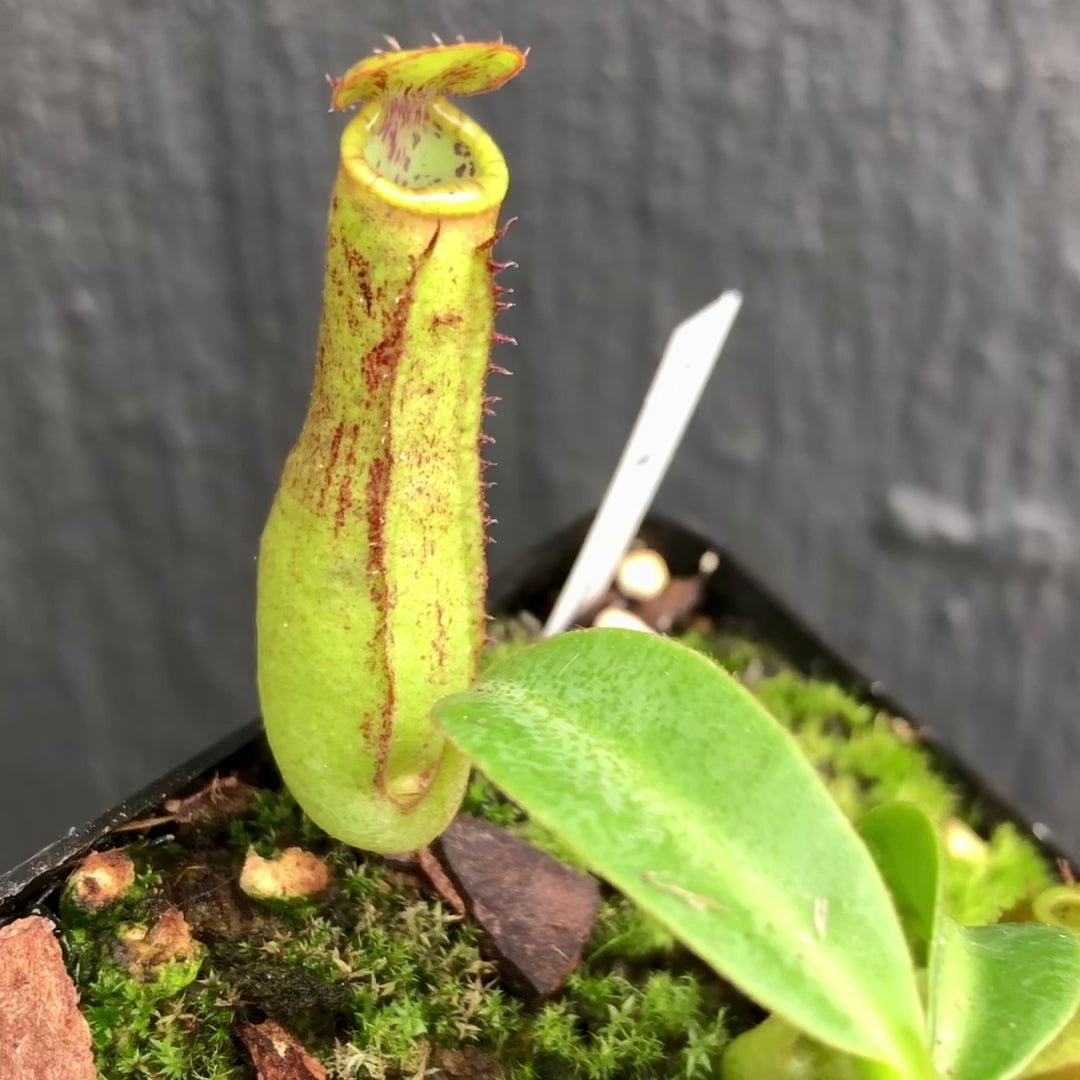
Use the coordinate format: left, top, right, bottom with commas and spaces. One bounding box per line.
433, 814, 601, 997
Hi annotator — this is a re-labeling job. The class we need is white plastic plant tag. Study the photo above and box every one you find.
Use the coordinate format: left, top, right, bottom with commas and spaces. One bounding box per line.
542, 290, 743, 637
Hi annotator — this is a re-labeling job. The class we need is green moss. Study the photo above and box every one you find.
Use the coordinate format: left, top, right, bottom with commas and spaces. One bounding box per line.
484, 617, 541, 672
461, 773, 525, 828
64, 830, 518, 1077
71, 958, 242, 1080
522, 971, 726, 1080
677, 629, 776, 680
678, 628, 1053, 925
946, 822, 1053, 925
834, 724, 955, 819
750, 669, 876, 732
588, 897, 677, 963
225, 787, 328, 858
61, 783, 732, 1080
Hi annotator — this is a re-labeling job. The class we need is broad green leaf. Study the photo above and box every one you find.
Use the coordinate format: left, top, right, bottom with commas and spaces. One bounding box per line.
1015, 886, 1080, 1079
1022, 1004, 1080, 1078
435, 629, 930, 1076
929, 919, 1080, 1080
858, 803, 943, 967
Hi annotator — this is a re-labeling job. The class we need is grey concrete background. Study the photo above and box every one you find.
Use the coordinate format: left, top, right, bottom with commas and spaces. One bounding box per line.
2, 0, 1078, 870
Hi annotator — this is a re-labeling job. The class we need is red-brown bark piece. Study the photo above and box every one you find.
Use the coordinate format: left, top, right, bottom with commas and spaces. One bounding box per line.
0, 916, 97, 1080
238, 1019, 327, 1080
433, 814, 601, 997
430, 1046, 501, 1080
636, 575, 706, 633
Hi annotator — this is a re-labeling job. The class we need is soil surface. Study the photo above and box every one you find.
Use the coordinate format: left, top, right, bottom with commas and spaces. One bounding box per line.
0, 545, 1060, 1079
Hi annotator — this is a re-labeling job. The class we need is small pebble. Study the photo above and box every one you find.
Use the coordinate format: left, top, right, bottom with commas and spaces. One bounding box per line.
240, 847, 331, 900
890, 718, 918, 744
616, 549, 670, 602
698, 549, 720, 575
593, 606, 655, 633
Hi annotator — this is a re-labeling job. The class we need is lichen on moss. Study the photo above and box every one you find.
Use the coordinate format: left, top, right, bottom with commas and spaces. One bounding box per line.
66, 930, 242, 1080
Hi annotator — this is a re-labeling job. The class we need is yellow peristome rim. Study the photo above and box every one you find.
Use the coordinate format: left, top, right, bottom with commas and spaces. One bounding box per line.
1033, 886, 1080, 931
340, 97, 509, 215
331, 40, 526, 111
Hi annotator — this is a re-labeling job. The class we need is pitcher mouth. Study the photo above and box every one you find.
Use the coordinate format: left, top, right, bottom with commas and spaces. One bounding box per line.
340, 95, 509, 216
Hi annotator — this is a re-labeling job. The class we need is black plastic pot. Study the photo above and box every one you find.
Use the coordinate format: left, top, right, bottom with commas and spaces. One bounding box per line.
0, 514, 1065, 922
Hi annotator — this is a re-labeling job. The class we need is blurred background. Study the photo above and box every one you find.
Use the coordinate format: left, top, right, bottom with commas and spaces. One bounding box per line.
2, 0, 1078, 870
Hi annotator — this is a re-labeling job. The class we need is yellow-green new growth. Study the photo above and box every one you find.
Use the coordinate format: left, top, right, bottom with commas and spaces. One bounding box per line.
256, 40, 525, 853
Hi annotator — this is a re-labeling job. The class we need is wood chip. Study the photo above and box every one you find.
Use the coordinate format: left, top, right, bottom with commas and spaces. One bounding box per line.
433, 814, 601, 997
238, 1018, 328, 1080
0, 916, 97, 1080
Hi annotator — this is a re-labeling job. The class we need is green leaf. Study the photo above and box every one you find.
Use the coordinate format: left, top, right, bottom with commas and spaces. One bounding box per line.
858, 803, 943, 967
1021, 1002, 1080, 1078
434, 629, 930, 1076
929, 919, 1080, 1080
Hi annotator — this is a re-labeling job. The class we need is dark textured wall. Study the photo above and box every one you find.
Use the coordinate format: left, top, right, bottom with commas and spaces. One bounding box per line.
2, 0, 1078, 870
